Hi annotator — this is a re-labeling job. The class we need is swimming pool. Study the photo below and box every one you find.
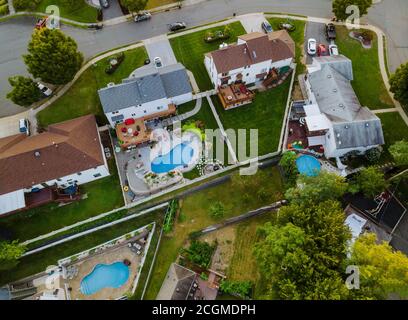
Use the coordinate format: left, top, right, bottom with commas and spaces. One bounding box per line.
296, 155, 321, 177
151, 142, 195, 174
80, 262, 129, 295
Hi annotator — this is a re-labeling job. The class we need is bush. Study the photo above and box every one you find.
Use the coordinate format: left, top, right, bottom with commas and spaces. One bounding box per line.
13, 0, 41, 11
209, 201, 225, 219
183, 240, 216, 268
105, 52, 125, 74
0, 3, 9, 15
365, 147, 382, 162
219, 280, 252, 298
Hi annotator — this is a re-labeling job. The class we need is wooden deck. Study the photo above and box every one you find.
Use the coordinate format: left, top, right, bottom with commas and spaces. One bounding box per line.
218, 84, 255, 110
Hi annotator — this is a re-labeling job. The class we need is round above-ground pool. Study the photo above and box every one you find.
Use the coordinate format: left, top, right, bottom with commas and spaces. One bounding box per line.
296, 155, 321, 177
80, 262, 129, 295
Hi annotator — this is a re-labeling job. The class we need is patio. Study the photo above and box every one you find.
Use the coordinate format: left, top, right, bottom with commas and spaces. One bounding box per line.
218, 83, 255, 110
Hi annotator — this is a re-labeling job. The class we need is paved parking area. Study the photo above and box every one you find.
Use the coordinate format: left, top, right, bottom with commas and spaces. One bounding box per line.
305, 21, 332, 64
239, 13, 268, 33
0, 109, 30, 138
143, 35, 177, 66
101, 0, 124, 20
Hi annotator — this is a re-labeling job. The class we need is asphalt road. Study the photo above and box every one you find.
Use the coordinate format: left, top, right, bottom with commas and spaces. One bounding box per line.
0, 0, 406, 117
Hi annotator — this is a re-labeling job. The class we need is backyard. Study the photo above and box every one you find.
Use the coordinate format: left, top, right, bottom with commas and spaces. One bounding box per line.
0, 159, 124, 242
143, 165, 284, 299
37, 46, 148, 127
335, 26, 394, 110
378, 112, 408, 162
212, 77, 292, 159
170, 22, 246, 91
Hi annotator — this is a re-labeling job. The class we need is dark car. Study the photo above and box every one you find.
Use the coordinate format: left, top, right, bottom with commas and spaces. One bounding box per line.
99, 0, 109, 9
134, 11, 151, 22
325, 23, 336, 40
169, 22, 186, 32
261, 21, 273, 33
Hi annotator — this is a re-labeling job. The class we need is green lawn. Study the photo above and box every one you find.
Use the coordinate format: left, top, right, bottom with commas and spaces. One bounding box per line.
143, 165, 284, 299
378, 112, 408, 161
35, 0, 98, 23
213, 77, 292, 159
336, 26, 394, 110
0, 159, 124, 242
0, 209, 164, 286
170, 22, 246, 91
37, 47, 147, 128
267, 18, 306, 75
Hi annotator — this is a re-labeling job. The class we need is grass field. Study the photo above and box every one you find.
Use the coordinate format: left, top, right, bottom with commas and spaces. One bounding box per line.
0, 209, 164, 287
212, 77, 292, 159
35, 0, 98, 23
335, 26, 394, 110
143, 165, 283, 299
0, 159, 124, 242
37, 47, 147, 127
170, 22, 246, 91
146, 0, 177, 9
378, 112, 408, 161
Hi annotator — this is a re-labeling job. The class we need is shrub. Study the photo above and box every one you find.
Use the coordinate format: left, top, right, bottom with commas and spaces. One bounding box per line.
183, 240, 216, 268
209, 201, 225, 219
0, 3, 9, 15
219, 280, 252, 298
365, 147, 382, 162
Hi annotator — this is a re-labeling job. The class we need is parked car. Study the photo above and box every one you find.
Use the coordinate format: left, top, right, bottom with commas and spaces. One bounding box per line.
325, 23, 336, 41
19, 119, 30, 136
134, 11, 151, 22
307, 38, 317, 55
37, 82, 53, 97
329, 44, 339, 56
99, 0, 109, 8
261, 21, 273, 33
154, 57, 163, 68
169, 22, 186, 32
35, 17, 48, 29
317, 44, 327, 57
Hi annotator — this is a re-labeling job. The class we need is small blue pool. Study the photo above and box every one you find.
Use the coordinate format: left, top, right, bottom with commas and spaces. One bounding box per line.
296, 155, 321, 177
80, 262, 129, 295
151, 142, 194, 174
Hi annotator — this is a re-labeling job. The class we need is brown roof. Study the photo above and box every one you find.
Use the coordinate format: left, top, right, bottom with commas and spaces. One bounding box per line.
268, 30, 296, 56
208, 31, 295, 74
0, 115, 105, 195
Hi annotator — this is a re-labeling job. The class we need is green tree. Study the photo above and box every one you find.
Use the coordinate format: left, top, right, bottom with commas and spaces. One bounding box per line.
389, 140, 408, 166
24, 28, 83, 85
183, 240, 216, 268
120, 0, 148, 14
354, 166, 388, 198
219, 280, 252, 298
6, 76, 42, 107
0, 241, 27, 271
285, 171, 348, 204
209, 201, 225, 219
332, 0, 373, 21
389, 62, 408, 108
279, 151, 298, 185
13, 0, 41, 10
348, 233, 408, 299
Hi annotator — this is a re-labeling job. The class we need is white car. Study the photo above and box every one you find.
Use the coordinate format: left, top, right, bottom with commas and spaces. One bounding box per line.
153, 57, 163, 68
307, 38, 317, 55
37, 82, 53, 97
329, 44, 339, 56
19, 119, 30, 136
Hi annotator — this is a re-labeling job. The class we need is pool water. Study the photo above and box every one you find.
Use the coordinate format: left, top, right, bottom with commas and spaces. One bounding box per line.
80, 262, 129, 295
151, 142, 195, 174
296, 155, 321, 177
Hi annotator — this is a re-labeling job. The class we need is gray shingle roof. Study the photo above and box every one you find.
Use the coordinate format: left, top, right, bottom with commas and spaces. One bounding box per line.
98, 63, 192, 114
313, 55, 354, 80
333, 119, 384, 149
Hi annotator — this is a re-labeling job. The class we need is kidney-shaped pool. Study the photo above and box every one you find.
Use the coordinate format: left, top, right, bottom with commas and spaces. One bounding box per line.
151, 142, 195, 174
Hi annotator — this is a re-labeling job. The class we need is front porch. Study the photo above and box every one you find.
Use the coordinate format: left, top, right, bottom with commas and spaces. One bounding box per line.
217, 83, 255, 110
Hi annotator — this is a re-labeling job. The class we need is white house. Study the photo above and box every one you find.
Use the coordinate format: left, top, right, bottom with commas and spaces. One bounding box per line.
0, 115, 109, 216
302, 55, 384, 159
204, 31, 295, 87
98, 63, 193, 127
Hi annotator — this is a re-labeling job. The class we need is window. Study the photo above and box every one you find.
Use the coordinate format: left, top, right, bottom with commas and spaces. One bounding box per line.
222, 72, 229, 76
93, 173, 102, 178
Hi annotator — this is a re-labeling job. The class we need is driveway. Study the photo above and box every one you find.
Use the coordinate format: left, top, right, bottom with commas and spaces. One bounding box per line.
102, 0, 124, 20
239, 13, 268, 33
305, 21, 331, 64
143, 35, 177, 66
0, 109, 30, 138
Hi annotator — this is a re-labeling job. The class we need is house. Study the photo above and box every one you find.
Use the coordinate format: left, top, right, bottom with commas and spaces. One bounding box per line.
0, 115, 110, 216
156, 263, 197, 300
204, 31, 294, 109
302, 55, 384, 159
98, 63, 193, 128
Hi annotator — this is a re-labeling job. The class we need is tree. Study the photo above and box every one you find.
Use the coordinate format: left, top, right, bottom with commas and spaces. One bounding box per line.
183, 240, 216, 268
120, 0, 148, 14
13, 0, 41, 10
0, 241, 27, 271
209, 201, 225, 219
332, 0, 373, 21
23, 28, 83, 85
285, 171, 348, 205
354, 166, 387, 198
279, 151, 298, 185
219, 280, 252, 298
365, 147, 381, 163
348, 233, 408, 299
7, 76, 42, 107
389, 62, 408, 108
389, 140, 408, 166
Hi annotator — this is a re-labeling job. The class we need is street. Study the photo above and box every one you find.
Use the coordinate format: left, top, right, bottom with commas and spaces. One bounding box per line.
0, 0, 406, 117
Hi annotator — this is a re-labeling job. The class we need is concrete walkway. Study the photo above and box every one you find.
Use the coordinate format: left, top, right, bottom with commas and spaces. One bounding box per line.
373, 108, 399, 114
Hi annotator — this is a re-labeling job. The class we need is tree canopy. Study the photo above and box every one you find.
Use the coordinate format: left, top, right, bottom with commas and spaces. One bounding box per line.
13, 0, 41, 10
23, 28, 83, 85
389, 140, 408, 166
353, 166, 388, 198
121, 0, 148, 13
0, 241, 26, 271
332, 0, 373, 21
7, 76, 42, 107
279, 151, 298, 185
390, 62, 408, 108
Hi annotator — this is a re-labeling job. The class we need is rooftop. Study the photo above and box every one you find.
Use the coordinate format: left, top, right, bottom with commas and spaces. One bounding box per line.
156, 263, 197, 300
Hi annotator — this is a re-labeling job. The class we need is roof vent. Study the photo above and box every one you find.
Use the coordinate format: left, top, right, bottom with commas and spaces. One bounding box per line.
327, 74, 332, 79
333, 88, 338, 93
107, 82, 115, 88
366, 123, 369, 127
34, 151, 41, 158
345, 125, 349, 129
339, 103, 344, 108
